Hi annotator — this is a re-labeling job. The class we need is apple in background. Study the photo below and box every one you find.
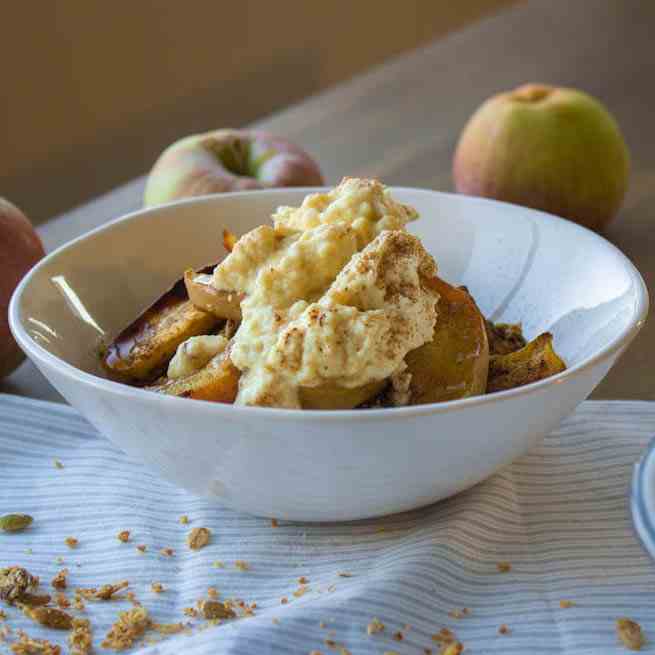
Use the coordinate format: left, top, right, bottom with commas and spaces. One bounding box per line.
453, 84, 630, 231
0, 198, 45, 379
144, 129, 324, 206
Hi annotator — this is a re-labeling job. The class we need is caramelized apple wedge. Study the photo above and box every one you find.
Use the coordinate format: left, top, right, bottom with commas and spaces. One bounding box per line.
184, 270, 243, 321
149, 350, 240, 403
299, 379, 387, 410
406, 277, 489, 405
486, 332, 566, 393
102, 266, 219, 384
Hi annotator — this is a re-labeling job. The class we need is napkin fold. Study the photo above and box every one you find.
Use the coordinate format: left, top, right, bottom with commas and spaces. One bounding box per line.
1, 394, 654, 654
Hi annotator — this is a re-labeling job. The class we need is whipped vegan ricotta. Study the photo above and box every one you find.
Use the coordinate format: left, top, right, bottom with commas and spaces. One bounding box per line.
189, 178, 439, 408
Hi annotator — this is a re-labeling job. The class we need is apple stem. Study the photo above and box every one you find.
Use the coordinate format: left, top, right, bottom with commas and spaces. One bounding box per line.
511, 83, 553, 103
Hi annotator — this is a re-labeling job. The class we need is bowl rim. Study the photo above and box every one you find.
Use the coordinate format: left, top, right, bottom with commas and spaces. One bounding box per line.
9, 187, 649, 422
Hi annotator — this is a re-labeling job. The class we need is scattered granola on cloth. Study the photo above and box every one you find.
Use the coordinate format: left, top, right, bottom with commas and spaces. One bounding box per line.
2, 397, 655, 654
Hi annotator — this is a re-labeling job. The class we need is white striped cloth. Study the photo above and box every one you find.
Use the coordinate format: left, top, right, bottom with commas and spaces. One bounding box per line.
0, 394, 654, 654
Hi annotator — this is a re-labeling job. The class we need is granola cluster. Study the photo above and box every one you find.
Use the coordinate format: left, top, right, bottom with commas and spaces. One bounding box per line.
0, 568, 39, 605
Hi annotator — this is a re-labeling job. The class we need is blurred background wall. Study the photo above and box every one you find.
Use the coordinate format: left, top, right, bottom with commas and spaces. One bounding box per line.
1, 1, 516, 224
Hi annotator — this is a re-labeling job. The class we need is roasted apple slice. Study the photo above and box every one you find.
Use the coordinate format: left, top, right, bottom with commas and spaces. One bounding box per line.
406, 277, 489, 405
184, 270, 243, 321
149, 350, 240, 403
485, 319, 527, 355
102, 266, 219, 384
299, 380, 387, 410
486, 332, 566, 393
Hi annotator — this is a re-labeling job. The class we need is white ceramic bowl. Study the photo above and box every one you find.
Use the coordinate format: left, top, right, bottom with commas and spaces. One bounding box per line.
631, 436, 655, 560
10, 189, 648, 521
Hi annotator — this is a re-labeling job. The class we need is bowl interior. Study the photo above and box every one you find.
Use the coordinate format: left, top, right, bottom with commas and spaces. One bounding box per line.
14, 189, 644, 383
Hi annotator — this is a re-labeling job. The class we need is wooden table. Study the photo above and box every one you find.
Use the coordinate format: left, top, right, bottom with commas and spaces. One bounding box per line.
3, 0, 654, 403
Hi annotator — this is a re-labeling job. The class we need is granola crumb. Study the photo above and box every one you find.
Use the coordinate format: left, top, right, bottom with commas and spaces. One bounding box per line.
183, 607, 198, 618
179, 515, 189, 525
77, 580, 128, 601
101, 606, 150, 651
617, 618, 645, 651
432, 628, 455, 644
449, 608, 467, 619
559, 599, 575, 609
442, 644, 464, 655
116, 531, 130, 543
204, 587, 218, 600
309, 651, 323, 655
20, 593, 51, 607
392, 631, 404, 641
423, 649, 433, 655
367, 618, 385, 635
298, 576, 309, 585
23, 606, 73, 630
499, 624, 510, 635
150, 583, 164, 594
54, 460, 64, 469
271, 519, 279, 528
0, 610, 5, 621
337, 572, 352, 578
160, 548, 174, 557
187, 527, 211, 550
10, 631, 61, 655
68, 618, 92, 655
65, 537, 78, 549
51, 569, 68, 591
153, 622, 185, 635
235, 560, 249, 571
212, 561, 225, 569
324, 639, 336, 648
54, 593, 70, 609
496, 561, 511, 573
136, 544, 147, 553
319, 622, 327, 629
293, 586, 309, 598
280, 597, 288, 605
199, 600, 236, 620
73, 598, 85, 612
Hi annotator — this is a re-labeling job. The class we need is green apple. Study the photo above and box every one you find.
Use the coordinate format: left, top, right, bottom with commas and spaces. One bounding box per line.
453, 84, 630, 230
144, 129, 324, 207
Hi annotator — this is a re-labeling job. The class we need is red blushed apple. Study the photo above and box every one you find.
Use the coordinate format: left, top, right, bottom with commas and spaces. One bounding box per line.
143, 129, 324, 207
0, 198, 45, 379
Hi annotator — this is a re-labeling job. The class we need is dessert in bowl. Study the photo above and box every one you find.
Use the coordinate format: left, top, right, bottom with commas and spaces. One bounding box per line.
9, 180, 647, 520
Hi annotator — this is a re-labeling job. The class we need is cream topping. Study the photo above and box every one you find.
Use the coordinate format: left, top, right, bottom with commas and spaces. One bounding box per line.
207, 178, 438, 408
